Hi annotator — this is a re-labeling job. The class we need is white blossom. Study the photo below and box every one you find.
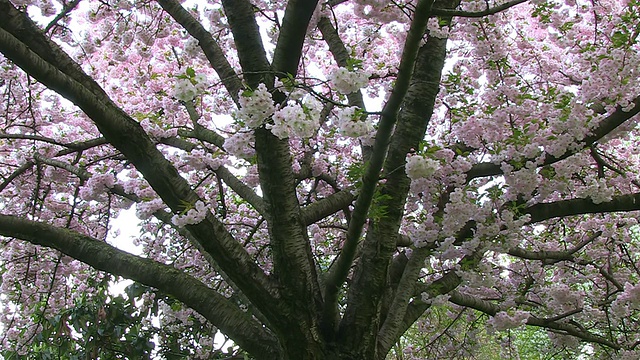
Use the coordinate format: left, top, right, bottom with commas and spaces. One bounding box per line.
329, 67, 369, 94
236, 84, 276, 128
336, 107, 374, 137
405, 155, 440, 180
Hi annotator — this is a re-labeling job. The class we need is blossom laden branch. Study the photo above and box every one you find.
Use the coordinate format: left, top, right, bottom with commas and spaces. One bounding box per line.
431, 0, 528, 18
447, 290, 621, 349
0, 4, 281, 324
507, 231, 602, 264
467, 97, 640, 180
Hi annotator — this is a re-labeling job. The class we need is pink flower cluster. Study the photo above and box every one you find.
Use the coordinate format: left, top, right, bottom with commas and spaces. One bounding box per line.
487, 310, 530, 331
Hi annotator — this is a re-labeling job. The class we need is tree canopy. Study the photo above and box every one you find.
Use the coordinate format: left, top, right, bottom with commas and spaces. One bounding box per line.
0, 0, 640, 358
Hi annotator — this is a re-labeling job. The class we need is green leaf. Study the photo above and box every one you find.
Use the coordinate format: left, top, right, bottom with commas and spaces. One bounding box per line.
346, 57, 363, 71
611, 31, 629, 47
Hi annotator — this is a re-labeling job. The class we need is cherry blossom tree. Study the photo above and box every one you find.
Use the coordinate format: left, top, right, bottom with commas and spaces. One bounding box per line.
1, 0, 640, 358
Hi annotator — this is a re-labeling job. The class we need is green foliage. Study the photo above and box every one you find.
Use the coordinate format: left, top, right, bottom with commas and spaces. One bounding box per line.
0, 279, 246, 360
346, 57, 364, 71
386, 306, 589, 360
368, 189, 393, 222
346, 161, 366, 188
1, 280, 154, 360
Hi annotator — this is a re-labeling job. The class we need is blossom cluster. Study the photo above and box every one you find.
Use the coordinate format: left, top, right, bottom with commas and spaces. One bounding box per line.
180, 149, 224, 170
236, 84, 276, 128
611, 282, 640, 317
173, 74, 207, 101
171, 200, 210, 227
427, 18, 449, 39
136, 198, 166, 220
487, 310, 530, 332
79, 173, 116, 201
224, 131, 255, 158
576, 178, 615, 204
268, 97, 322, 139
335, 106, 374, 137
405, 155, 440, 180
329, 67, 370, 94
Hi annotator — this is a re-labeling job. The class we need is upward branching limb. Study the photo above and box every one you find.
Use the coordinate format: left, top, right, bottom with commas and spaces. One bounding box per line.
316, 16, 372, 161
221, 0, 271, 89
156, 0, 243, 105
271, 0, 320, 77
326, 2, 437, 339
337, 1, 459, 352
377, 258, 474, 357
223, 0, 327, 348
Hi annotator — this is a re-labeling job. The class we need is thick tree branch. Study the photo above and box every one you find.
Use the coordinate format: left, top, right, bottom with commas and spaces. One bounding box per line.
177, 128, 226, 150
379, 274, 453, 357
158, 136, 197, 151
367, 30, 452, 338
507, 231, 602, 264
223, 1, 326, 352
300, 189, 354, 225
328, 3, 437, 347
376, 247, 431, 353
0, 215, 280, 359
55, 137, 108, 156
455, 192, 640, 248
271, 0, 319, 77
525, 193, 640, 224
337, 1, 460, 353
221, 0, 271, 88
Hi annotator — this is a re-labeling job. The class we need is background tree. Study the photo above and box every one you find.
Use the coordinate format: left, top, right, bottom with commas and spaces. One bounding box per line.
0, 0, 640, 358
